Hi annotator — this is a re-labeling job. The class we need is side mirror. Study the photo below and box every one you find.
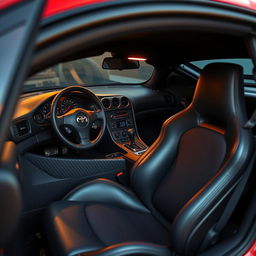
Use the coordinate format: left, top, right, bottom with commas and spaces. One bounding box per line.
102, 57, 140, 70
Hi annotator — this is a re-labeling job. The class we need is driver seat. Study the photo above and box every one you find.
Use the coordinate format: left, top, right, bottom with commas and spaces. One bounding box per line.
45, 63, 254, 256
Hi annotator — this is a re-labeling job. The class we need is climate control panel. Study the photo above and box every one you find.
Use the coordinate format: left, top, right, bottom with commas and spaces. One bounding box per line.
106, 109, 134, 143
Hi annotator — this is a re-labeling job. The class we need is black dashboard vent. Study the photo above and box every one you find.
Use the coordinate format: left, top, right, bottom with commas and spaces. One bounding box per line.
120, 97, 129, 107
101, 98, 111, 109
112, 97, 120, 108
15, 119, 30, 137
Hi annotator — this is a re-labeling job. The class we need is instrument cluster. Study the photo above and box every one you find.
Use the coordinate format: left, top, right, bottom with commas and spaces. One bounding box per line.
33, 96, 99, 125
33, 97, 77, 124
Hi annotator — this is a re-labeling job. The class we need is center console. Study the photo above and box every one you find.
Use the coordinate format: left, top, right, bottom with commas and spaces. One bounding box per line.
101, 96, 148, 156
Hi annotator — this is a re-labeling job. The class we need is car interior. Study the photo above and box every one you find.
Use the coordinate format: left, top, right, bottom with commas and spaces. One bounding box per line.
2, 2, 256, 256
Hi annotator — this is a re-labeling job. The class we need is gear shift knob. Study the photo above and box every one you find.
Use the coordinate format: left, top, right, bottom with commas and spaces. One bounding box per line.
127, 128, 135, 145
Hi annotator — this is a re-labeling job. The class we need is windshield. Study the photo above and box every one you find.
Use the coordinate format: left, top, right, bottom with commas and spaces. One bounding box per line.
24, 52, 154, 92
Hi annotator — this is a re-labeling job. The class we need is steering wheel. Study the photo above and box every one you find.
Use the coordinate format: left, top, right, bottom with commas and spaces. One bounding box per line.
51, 86, 106, 150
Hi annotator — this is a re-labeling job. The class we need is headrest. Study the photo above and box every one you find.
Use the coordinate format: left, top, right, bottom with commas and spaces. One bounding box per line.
192, 63, 247, 127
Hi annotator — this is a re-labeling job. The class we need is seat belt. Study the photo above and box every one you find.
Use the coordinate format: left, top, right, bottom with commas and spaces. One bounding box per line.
199, 113, 256, 252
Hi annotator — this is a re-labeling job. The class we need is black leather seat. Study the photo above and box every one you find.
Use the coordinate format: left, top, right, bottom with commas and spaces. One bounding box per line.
45, 63, 254, 256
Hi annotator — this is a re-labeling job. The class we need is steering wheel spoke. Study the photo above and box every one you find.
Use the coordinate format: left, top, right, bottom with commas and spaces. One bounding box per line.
56, 115, 64, 126
89, 109, 104, 123
96, 109, 105, 120
77, 128, 91, 145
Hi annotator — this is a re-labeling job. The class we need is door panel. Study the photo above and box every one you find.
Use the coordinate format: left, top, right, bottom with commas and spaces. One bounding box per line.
0, 0, 45, 245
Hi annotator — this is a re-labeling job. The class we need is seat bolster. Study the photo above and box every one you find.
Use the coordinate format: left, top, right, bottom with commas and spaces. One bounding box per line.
79, 242, 172, 256
169, 128, 254, 255
131, 107, 198, 213
45, 201, 103, 256
64, 178, 149, 213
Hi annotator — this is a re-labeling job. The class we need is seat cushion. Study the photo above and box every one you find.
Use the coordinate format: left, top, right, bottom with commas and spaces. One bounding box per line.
46, 201, 169, 256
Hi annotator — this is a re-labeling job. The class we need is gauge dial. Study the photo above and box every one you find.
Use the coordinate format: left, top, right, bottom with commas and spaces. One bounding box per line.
33, 111, 44, 124
42, 101, 51, 120
60, 98, 77, 114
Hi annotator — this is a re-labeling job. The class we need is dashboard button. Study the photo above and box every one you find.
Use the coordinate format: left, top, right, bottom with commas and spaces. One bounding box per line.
111, 122, 117, 129
127, 119, 133, 125
33, 112, 44, 124
114, 132, 120, 139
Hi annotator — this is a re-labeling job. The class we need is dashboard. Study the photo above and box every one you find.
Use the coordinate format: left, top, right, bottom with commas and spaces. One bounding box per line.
11, 85, 176, 155
12, 91, 147, 156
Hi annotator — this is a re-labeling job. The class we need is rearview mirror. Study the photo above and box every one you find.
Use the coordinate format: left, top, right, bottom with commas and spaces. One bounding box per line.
102, 57, 140, 70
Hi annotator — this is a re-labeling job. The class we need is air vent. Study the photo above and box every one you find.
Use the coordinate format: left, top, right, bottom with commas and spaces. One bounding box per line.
14, 119, 30, 137
101, 98, 111, 109
112, 97, 120, 108
120, 97, 129, 108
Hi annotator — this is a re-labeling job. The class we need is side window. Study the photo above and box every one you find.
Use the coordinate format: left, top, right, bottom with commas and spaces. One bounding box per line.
189, 58, 256, 85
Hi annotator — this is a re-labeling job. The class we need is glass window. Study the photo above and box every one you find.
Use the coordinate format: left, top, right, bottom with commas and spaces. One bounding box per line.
23, 52, 154, 92
191, 58, 254, 76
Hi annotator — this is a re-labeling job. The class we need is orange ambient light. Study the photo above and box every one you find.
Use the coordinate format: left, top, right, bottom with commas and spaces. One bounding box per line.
128, 57, 147, 61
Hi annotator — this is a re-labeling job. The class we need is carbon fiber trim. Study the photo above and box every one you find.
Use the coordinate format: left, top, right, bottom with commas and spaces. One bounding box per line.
24, 153, 126, 179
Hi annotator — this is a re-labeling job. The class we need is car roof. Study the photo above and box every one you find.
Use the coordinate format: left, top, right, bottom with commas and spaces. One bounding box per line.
42, 0, 256, 18
214, 0, 256, 11
1, 0, 255, 17
43, 0, 111, 18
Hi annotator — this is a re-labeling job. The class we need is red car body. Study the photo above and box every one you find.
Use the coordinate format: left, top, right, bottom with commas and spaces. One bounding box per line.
0, 0, 255, 255
214, 0, 256, 10
42, 0, 256, 17
1, 0, 256, 15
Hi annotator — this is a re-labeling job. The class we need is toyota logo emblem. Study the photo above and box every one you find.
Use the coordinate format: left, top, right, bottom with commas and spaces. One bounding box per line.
76, 113, 88, 126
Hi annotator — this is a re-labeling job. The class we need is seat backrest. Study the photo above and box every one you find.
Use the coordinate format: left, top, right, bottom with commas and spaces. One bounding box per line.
131, 63, 254, 255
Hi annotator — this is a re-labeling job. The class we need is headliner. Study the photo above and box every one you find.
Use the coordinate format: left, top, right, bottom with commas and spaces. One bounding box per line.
57, 31, 248, 68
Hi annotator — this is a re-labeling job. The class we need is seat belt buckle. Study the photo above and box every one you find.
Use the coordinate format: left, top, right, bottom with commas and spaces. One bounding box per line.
207, 228, 219, 246
244, 109, 256, 129
199, 226, 219, 252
